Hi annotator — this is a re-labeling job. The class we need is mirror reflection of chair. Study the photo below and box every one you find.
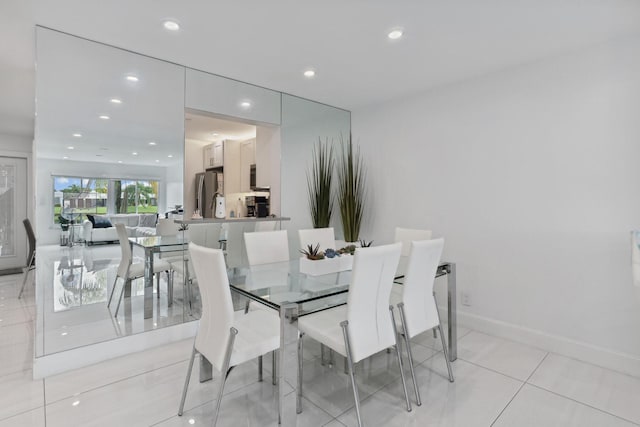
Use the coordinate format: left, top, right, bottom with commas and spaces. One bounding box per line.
394, 227, 433, 256
297, 243, 411, 426
298, 227, 336, 253
178, 243, 281, 425
18, 218, 36, 299
391, 238, 454, 407
107, 223, 173, 316
156, 218, 181, 236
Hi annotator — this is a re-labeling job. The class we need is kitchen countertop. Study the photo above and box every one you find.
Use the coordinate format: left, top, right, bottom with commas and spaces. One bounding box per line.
174, 216, 290, 225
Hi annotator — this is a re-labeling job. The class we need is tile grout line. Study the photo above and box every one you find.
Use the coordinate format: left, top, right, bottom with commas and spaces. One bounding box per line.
488, 352, 549, 427
525, 382, 640, 426
43, 357, 190, 406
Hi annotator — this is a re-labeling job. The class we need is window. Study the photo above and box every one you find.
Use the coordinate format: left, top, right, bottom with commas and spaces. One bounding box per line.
113, 179, 159, 214
53, 176, 158, 223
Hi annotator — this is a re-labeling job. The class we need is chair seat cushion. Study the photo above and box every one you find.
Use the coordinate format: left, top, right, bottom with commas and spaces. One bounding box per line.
128, 259, 172, 279
298, 305, 348, 359
229, 309, 280, 367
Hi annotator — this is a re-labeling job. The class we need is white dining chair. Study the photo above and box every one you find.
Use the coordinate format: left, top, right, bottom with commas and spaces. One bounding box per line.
390, 238, 453, 407
243, 229, 289, 382
178, 243, 280, 425
298, 227, 336, 252
394, 227, 433, 256
244, 229, 289, 265
107, 223, 173, 316
156, 217, 181, 236
297, 243, 411, 426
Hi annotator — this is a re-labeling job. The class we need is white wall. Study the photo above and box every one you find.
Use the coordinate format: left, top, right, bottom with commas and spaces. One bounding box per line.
36, 158, 169, 245
352, 36, 640, 373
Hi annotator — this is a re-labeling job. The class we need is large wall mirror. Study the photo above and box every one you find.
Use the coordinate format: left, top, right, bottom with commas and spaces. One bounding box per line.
33, 27, 350, 370
34, 27, 185, 359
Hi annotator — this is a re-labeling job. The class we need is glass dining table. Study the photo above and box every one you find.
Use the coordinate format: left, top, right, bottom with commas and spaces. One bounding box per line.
199, 257, 457, 425
128, 235, 188, 319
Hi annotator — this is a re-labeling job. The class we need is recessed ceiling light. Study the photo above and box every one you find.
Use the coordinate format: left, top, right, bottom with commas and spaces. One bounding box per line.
118, 160, 123, 163
148, 141, 157, 146
303, 69, 316, 78
155, 159, 160, 163
388, 29, 403, 40
72, 400, 79, 406
240, 101, 251, 109
110, 98, 122, 104
99, 115, 110, 120
126, 75, 139, 82
212, 133, 219, 136
72, 133, 82, 138
67, 146, 74, 150
61, 332, 68, 336
163, 20, 180, 31
188, 419, 196, 425
63, 156, 69, 159
167, 154, 173, 158
132, 152, 138, 156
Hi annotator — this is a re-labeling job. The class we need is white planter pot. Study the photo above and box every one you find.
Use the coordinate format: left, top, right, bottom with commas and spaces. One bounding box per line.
299, 255, 353, 276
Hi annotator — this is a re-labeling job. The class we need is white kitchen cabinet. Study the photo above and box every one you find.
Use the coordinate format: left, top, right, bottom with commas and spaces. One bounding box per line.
203, 141, 224, 169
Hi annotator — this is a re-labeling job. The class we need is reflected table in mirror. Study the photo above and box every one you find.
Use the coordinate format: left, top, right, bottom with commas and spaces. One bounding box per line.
198, 257, 457, 426
129, 235, 188, 319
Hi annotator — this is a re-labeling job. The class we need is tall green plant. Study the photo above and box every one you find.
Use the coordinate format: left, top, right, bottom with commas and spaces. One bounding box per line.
306, 138, 334, 228
337, 135, 366, 242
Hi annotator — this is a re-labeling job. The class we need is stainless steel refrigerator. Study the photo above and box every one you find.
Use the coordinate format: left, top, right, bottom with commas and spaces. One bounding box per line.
195, 171, 223, 218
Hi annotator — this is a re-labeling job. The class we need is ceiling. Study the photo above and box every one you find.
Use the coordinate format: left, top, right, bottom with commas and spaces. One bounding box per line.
185, 112, 256, 145
2, 0, 640, 140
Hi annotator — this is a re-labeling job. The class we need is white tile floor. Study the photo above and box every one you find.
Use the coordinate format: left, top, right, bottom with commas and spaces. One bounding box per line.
2, 272, 640, 426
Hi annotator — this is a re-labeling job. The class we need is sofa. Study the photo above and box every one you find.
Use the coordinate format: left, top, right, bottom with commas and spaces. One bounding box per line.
82, 213, 158, 245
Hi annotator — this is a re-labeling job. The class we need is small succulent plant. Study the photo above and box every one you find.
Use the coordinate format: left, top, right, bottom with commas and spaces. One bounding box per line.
300, 243, 325, 260
338, 244, 357, 256
359, 239, 373, 248
324, 248, 339, 258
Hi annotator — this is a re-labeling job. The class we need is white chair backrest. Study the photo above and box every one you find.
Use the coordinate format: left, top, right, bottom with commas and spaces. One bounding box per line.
244, 230, 289, 266
394, 227, 432, 257
631, 231, 640, 288
156, 218, 180, 236
298, 227, 336, 253
115, 223, 132, 277
346, 242, 402, 363
189, 243, 234, 370
254, 221, 277, 232
401, 238, 445, 337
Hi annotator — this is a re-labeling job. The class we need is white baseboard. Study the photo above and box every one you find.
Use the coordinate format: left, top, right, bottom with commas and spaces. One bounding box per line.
33, 321, 198, 379
455, 310, 640, 378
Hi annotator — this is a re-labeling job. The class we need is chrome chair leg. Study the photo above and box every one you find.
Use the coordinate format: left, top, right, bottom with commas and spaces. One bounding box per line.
18, 252, 35, 299
168, 270, 174, 307
258, 355, 263, 382
434, 294, 454, 382
389, 306, 412, 412
272, 350, 277, 385
114, 279, 129, 317
297, 333, 304, 414
398, 303, 421, 406
344, 356, 348, 375
178, 343, 197, 416
156, 272, 161, 299
213, 327, 238, 426
340, 320, 363, 427
433, 328, 438, 339
320, 343, 326, 366
107, 275, 118, 307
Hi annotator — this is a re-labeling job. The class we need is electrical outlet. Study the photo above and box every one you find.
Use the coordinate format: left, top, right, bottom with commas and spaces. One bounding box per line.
462, 292, 471, 306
